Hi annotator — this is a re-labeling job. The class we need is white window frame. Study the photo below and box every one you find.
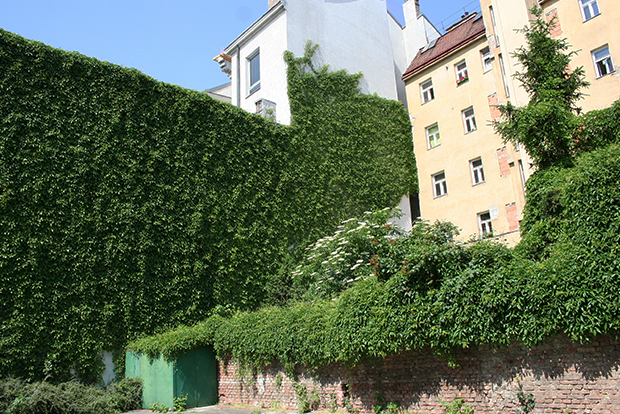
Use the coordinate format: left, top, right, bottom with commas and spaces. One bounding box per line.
247, 49, 261, 95
579, 0, 600, 21
481, 47, 493, 73
420, 79, 435, 104
498, 53, 510, 98
489, 6, 500, 47
426, 124, 441, 149
432, 171, 447, 198
462, 107, 477, 133
470, 158, 485, 185
455, 61, 469, 85
478, 211, 493, 237
592, 45, 614, 78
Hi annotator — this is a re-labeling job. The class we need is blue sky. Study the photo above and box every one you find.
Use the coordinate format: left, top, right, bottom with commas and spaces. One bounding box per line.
0, 0, 480, 91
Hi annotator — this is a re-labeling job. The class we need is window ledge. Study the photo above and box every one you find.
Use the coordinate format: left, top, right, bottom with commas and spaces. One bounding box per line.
247, 84, 261, 97
583, 13, 601, 23
595, 70, 617, 80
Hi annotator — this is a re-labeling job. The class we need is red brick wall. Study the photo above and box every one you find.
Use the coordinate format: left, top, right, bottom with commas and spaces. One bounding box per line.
496, 147, 511, 177
545, 8, 563, 38
218, 335, 620, 413
506, 202, 519, 232
487, 93, 501, 121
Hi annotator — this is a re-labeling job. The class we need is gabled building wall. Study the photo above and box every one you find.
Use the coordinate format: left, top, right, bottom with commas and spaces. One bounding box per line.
223, 4, 289, 123
215, 0, 441, 229
403, 15, 527, 242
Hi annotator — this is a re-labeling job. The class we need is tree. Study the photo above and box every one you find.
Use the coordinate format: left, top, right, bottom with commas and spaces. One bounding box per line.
494, 7, 589, 169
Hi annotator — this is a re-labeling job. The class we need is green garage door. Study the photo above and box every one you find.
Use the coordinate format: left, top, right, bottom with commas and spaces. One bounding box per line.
126, 346, 217, 409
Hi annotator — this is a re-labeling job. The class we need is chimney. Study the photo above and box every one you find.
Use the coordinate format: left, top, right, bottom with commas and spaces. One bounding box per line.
268, 0, 278, 9
404, 0, 421, 16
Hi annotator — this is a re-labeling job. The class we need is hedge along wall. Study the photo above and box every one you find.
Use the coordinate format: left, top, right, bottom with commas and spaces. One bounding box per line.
218, 335, 620, 413
0, 30, 416, 381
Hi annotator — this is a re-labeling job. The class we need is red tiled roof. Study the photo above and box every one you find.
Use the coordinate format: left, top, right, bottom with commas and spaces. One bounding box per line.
402, 14, 486, 81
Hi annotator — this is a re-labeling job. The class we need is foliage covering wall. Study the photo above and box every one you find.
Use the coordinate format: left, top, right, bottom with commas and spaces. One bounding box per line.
130, 142, 620, 373
0, 30, 415, 381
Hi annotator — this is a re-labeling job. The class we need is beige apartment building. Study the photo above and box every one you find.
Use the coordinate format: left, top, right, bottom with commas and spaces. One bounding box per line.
479, 0, 620, 111
403, 13, 527, 242
403, 0, 619, 242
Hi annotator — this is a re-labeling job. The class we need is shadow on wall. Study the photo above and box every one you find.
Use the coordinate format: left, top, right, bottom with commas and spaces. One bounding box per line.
218, 335, 620, 412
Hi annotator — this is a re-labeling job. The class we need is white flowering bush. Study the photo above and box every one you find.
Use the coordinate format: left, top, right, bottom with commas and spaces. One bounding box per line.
291, 208, 403, 300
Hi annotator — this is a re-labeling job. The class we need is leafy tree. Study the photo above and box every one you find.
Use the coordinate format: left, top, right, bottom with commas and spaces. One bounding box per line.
494, 7, 589, 168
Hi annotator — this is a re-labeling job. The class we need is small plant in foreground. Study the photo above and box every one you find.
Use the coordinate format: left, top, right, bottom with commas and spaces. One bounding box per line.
173, 394, 188, 412
441, 397, 473, 414
294, 382, 310, 413
373, 392, 400, 414
149, 401, 169, 413
327, 392, 338, 412
515, 375, 535, 414
275, 373, 283, 391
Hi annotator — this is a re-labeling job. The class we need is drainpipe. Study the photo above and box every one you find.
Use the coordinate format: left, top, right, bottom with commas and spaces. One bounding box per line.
236, 46, 241, 107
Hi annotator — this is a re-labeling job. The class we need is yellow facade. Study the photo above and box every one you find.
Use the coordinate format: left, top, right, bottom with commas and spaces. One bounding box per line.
404, 16, 527, 243
539, 0, 620, 111
403, 0, 619, 243
479, 0, 620, 111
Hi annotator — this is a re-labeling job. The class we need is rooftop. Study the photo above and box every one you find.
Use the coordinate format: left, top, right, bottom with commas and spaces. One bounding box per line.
402, 13, 485, 81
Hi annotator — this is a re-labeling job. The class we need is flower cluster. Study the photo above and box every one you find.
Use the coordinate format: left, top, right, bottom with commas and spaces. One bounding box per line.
291, 208, 403, 300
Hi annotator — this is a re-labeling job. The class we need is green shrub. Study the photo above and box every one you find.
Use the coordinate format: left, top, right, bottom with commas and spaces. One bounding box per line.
0, 377, 142, 414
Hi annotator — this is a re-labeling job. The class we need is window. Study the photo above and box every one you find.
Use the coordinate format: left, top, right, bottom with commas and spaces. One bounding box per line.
580, 0, 600, 21
462, 107, 477, 133
432, 171, 447, 198
489, 6, 500, 47
420, 79, 435, 104
478, 212, 493, 237
426, 124, 441, 149
455, 61, 468, 85
470, 158, 485, 185
498, 54, 510, 97
592, 46, 614, 78
248, 50, 260, 95
481, 47, 493, 72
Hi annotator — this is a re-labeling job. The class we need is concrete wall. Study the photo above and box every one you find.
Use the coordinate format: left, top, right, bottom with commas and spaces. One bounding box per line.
285, 0, 399, 101
225, 0, 424, 125
218, 335, 620, 413
229, 9, 290, 124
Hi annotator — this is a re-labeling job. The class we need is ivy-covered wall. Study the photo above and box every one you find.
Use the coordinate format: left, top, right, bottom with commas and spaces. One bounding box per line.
0, 30, 416, 381
129, 142, 620, 377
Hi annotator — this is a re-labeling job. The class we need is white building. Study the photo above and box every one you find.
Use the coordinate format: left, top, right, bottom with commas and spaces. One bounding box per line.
213, 0, 440, 228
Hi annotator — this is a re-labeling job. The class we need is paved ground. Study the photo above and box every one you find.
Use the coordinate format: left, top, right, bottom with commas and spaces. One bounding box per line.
123, 406, 297, 414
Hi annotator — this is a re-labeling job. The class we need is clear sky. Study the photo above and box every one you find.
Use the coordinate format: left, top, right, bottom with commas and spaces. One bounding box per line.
0, 0, 480, 92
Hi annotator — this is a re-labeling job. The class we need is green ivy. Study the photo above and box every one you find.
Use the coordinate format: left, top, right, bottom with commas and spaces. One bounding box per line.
0, 31, 415, 381
130, 150, 620, 370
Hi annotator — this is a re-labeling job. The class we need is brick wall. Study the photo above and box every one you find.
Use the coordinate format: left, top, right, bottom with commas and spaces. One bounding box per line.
545, 8, 563, 38
218, 335, 620, 413
505, 202, 519, 232
487, 93, 501, 121
496, 147, 511, 177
